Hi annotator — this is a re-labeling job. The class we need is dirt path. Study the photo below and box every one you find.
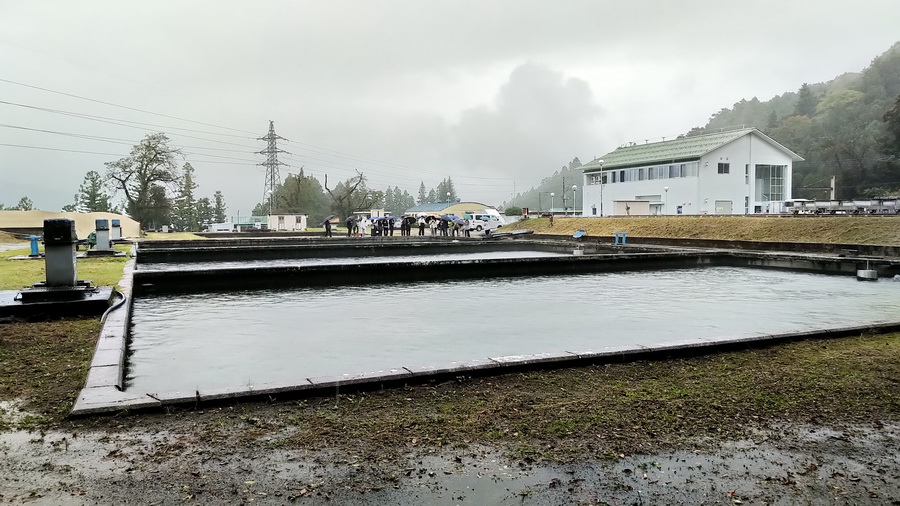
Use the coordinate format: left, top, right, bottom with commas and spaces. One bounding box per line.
2, 419, 897, 505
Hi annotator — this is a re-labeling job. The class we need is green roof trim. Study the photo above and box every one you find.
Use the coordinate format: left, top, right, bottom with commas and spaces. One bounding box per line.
582, 127, 803, 173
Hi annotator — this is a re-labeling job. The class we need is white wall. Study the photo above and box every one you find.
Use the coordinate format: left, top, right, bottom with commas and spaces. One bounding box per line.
582, 171, 699, 216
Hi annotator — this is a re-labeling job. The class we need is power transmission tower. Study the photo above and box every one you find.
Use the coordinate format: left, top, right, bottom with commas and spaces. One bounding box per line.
258, 120, 289, 214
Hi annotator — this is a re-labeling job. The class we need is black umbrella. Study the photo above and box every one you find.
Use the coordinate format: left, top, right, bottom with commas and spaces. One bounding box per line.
321, 214, 337, 226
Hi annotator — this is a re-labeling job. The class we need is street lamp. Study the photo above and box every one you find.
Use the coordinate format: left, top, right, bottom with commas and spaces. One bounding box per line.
572, 184, 577, 217
664, 186, 669, 215
446, 191, 451, 203
550, 192, 555, 216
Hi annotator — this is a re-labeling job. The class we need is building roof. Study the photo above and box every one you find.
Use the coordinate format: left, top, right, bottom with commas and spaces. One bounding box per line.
581, 127, 804, 173
403, 201, 495, 216
404, 202, 452, 213
0, 210, 141, 239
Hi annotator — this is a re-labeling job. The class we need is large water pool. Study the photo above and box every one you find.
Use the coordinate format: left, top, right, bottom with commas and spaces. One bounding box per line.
127, 267, 900, 393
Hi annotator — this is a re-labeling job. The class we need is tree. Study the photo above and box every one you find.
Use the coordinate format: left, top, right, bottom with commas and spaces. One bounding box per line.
105, 133, 181, 227
384, 186, 396, 214
76, 170, 113, 212
879, 94, 900, 160
435, 177, 457, 202
399, 190, 415, 212
417, 182, 427, 205
196, 197, 214, 227
324, 171, 381, 220
392, 187, 404, 213
143, 185, 172, 230
269, 170, 328, 222
15, 196, 34, 211
794, 83, 818, 117
504, 206, 522, 216
426, 189, 436, 204
171, 163, 198, 231
213, 190, 227, 223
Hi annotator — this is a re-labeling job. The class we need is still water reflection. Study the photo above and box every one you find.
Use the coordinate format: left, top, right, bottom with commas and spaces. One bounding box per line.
127, 267, 900, 393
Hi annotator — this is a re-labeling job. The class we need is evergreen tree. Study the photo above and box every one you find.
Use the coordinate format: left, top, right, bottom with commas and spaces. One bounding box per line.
76, 170, 113, 212
196, 197, 214, 227
400, 190, 415, 211
879, 94, 900, 160
794, 83, 818, 117
144, 185, 172, 230
446, 177, 457, 201
214, 190, 227, 223
16, 196, 34, 211
384, 186, 396, 213
417, 182, 427, 205
392, 187, 403, 212
172, 163, 198, 231
426, 189, 436, 204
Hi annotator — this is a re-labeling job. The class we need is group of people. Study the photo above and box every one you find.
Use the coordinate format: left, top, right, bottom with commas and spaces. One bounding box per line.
335, 215, 471, 238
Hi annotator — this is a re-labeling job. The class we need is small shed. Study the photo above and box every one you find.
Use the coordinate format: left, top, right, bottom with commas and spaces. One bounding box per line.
267, 214, 307, 231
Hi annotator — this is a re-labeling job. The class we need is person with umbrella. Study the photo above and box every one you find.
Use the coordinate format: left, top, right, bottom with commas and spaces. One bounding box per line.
322, 215, 335, 237
345, 216, 355, 237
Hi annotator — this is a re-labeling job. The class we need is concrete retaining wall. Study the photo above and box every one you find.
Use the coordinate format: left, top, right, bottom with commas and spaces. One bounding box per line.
136, 238, 599, 264
132, 251, 717, 294
529, 234, 900, 257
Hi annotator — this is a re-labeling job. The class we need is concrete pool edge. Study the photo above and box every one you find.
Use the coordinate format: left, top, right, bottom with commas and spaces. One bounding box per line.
74, 256, 134, 409
70, 320, 900, 416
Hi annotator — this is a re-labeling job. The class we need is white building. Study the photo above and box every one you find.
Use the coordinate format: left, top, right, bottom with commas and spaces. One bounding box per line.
267, 214, 308, 231
581, 127, 804, 216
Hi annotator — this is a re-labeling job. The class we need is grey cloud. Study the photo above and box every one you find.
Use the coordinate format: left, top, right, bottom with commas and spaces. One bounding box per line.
448, 63, 601, 183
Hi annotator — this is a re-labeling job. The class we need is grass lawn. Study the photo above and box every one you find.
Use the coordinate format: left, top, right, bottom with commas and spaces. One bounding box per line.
517, 215, 900, 244
142, 232, 205, 241
0, 244, 131, 291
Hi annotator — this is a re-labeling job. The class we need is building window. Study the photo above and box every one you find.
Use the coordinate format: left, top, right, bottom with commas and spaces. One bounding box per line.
754, 164, 785, 202
718, 162, 730, 174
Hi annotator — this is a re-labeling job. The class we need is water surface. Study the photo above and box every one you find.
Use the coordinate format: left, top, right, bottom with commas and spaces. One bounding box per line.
127, 267, 900, 393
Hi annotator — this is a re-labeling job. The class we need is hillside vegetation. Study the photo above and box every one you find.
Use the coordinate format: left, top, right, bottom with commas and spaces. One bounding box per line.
517, 216, 900, 245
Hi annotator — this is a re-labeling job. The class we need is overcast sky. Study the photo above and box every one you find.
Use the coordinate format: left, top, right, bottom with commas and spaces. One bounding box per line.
2, 1, 899, 215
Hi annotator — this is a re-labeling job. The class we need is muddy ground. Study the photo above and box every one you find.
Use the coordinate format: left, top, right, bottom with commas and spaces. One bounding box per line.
2, 416, 898, 505
3, 316, 899, 504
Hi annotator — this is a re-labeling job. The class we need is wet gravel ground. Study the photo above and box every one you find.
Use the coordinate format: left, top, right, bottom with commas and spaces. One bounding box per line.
2, 421, 898, 505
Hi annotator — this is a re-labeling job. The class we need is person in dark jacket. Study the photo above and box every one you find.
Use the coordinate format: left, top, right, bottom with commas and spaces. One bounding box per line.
324, 219, 332, 237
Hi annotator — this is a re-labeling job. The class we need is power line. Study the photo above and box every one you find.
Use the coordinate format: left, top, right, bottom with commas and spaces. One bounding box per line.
0, 99, 260, 145
0, 77, 259, 136
0, 142, 124, 156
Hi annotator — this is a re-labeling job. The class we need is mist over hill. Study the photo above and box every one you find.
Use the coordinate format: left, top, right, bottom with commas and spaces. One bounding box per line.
509, 41, 900, 211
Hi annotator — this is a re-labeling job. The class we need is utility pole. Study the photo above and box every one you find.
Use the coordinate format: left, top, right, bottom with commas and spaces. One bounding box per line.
258, 120, 288, 215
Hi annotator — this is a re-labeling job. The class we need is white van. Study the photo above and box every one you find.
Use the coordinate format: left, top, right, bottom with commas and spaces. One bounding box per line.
463, 212, 504, 231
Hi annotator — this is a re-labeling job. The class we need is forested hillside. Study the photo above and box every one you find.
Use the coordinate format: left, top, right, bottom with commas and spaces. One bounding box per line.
509, 42, 900, 210
699, 42, 900, 199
